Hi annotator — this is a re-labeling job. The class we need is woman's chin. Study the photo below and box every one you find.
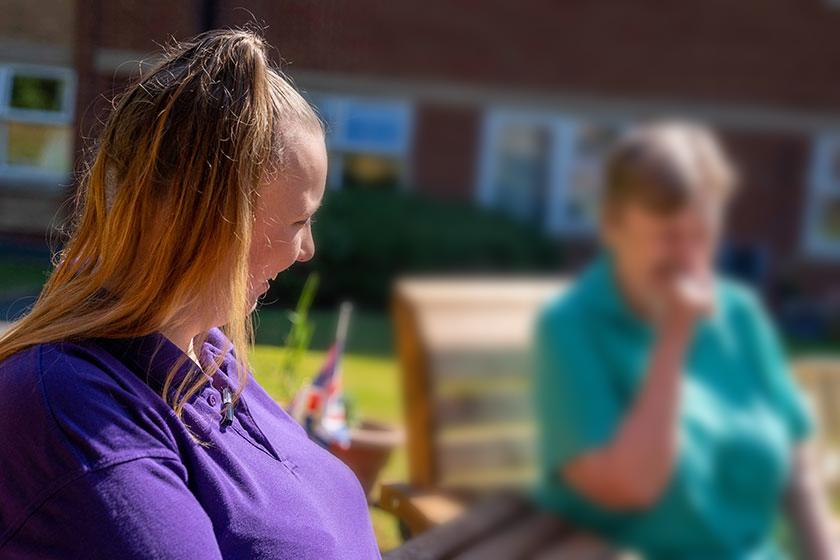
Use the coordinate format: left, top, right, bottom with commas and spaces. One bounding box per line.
247, 282, 271, 312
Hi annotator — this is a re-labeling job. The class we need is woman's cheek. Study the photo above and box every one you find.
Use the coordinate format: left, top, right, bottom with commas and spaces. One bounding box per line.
275, 230, 302, 269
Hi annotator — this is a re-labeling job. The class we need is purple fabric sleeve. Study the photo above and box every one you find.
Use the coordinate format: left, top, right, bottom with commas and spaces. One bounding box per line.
5, 456, 223, 559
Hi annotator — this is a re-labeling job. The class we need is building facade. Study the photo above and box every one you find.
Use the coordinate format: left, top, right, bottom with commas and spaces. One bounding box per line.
4, 0, 840, 304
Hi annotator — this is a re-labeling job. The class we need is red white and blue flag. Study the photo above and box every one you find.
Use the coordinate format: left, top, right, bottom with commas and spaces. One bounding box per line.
289, 302, 352, 449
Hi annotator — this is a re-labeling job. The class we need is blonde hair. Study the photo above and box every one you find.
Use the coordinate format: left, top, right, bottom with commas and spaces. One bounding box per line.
0, 28, 322, 420
603, 120, 737, 214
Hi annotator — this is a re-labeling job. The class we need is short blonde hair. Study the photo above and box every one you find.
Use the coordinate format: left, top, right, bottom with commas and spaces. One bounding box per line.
603, 121, 737, 214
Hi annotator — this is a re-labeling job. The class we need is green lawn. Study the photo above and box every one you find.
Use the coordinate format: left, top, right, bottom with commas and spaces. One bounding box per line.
249, 344, 406, 552
249, 346, 402, 425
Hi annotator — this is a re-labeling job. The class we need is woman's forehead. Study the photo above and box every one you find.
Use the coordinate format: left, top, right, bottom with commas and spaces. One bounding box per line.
258, 135, 326, 216
609, 200, 722, 236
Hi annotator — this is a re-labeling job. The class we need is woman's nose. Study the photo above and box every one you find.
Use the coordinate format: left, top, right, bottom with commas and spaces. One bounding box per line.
297, 230, 315, 263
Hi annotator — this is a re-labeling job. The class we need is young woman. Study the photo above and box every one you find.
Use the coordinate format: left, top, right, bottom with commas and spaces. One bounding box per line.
534, 122, 837, 559
0, 29, 380, 559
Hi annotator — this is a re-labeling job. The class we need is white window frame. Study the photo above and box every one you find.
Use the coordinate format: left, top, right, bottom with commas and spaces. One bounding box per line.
0, 64, 76, 184
309, 93, 414, 191
802, 133, 840, 260
477, 109, 626, 236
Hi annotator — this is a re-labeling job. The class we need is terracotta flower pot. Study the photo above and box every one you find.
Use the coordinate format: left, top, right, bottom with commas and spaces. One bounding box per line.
330, 419, 404, 498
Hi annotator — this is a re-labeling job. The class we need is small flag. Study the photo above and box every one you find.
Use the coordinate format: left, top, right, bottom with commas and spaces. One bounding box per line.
289, 302, 353, 449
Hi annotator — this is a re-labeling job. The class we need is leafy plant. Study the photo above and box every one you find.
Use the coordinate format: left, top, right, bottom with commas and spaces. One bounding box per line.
276, 272, 319, 399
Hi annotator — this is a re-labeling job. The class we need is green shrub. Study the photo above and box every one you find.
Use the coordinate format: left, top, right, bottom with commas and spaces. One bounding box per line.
265, 190, 563, 308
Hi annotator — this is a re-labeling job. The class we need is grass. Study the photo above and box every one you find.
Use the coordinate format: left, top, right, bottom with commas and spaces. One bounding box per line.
249, 347, 402, 426
249, 344, 406, 552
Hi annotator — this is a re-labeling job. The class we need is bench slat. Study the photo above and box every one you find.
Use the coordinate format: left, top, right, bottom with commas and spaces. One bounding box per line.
382, 493, 532, 560
451, 511, 569, 560
435, 392, 533, 426
437, 437, 534, 473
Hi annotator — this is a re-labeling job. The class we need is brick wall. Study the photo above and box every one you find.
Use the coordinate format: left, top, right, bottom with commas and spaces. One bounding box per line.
95, 0, 201, 51
18, 0, 840, 300
0, 0, 74, 46
72, 0, 203, 180
723, 131, 812, 253
411, 104, 480, 200
217, 0, 840, 111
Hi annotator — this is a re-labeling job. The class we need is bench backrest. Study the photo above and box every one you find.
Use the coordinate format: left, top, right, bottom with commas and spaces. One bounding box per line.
793, 358, 840, 498
392, 278, 567, 492
393, 277, 840, 500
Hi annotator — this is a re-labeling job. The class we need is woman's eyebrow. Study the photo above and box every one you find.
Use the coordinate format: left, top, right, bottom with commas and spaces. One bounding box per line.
306, 200, 324, 217
296, 204, 320, 222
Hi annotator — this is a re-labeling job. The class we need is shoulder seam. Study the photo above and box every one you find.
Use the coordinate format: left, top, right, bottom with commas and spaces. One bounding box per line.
37, 343, 87, 468
0, 452, 182, 549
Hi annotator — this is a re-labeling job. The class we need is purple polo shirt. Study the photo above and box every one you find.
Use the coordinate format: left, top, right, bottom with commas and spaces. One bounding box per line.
0, 327, 380, 559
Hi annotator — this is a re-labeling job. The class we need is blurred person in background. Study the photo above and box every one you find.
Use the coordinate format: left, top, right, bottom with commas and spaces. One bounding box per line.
534, 122, 837, 559
0, 29, 380, 559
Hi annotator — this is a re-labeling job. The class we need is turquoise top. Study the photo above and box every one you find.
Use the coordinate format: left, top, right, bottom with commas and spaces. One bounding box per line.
533, 253, 814, 560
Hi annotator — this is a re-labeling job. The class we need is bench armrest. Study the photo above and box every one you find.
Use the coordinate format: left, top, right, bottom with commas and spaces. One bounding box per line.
378, 482, 466, 537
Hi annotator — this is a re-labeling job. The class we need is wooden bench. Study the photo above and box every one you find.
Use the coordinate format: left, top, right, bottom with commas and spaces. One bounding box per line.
380, 277, 840, 558
383, 492, 637, 559
794, 358, 840, 499
379, 278, 569, 550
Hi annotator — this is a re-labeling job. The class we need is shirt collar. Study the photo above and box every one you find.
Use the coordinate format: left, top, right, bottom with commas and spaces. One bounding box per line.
582, 250, 642, 324
94, 328, 231, 396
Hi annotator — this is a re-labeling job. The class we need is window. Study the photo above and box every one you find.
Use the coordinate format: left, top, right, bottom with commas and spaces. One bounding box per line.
0, 65, 76, 182
485, 119, 552, 222
310, 94, 413, 191
478, 110, 624, 235
803, 133, 840, 259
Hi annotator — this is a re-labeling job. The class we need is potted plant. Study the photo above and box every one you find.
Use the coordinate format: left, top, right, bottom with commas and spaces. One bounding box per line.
328, 398, 403, 498
279, 279, 403, 499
